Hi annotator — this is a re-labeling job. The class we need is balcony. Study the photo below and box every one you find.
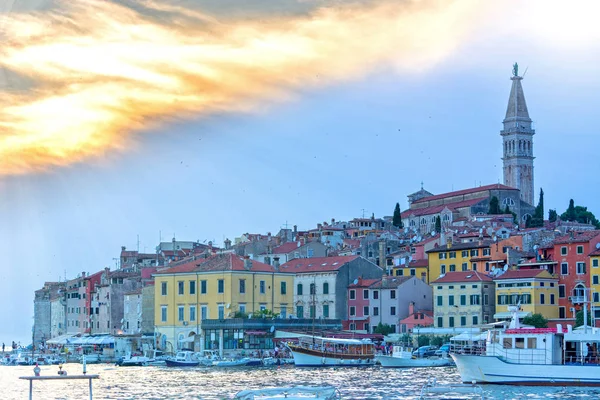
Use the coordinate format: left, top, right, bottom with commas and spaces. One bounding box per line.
569, 296, 586, 304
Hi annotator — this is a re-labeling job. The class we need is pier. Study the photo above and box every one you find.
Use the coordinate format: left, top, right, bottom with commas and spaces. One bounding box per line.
19, 374, 99, 400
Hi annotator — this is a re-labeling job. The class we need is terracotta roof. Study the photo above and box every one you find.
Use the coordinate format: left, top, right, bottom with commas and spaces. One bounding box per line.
154, 254, 284, 275
280, 256, 359, 273
553, 230, 600, 245
408, 259, 428, 268
589, 248, 600, 257
401, 198, 484, 218
414, 235, 440, 246
343, 239, 361, 248
411, 184, 517, 205
271, 242, 301, 254
369, 276, 412, 289
348, 278, 380, 288
431, 271, 493, 284
494, 269, 555, 280
426, 240, 493, 253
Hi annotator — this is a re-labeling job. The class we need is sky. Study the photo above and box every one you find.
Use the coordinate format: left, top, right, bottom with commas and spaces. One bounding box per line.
1, 0, 599, 344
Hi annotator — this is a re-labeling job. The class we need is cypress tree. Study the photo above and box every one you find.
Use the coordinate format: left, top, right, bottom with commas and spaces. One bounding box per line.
393, 203, 403, 228
435, 216, 441, 233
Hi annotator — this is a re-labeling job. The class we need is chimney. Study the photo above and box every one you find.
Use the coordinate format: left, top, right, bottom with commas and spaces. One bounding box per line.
378, 239, 386, 269
243, 255, 252, 270
293, 225, 297, 235
268, 232, 272, 241
81, 271, 86, 278
273, 257, 280, 269
409, 301, 415, 316
208, 241, 213, 250
331, 218, 335, 225
446, 237, 452, 249
121, 246, 126, 252
317, 223, 322, 230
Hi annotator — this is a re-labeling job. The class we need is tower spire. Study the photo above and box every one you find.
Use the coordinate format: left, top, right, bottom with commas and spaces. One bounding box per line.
501, 63, 535, 206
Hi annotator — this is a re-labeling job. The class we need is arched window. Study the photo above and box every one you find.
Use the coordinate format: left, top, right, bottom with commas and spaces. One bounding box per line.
310, 283, 316, 295
502, 198, 515, 207
431, 216, 436, 223
420, 218, 426, 226
522, 213, 532, 222
323, 282, 329, 295
297, 284, 303, 296
410, 220, 416, 227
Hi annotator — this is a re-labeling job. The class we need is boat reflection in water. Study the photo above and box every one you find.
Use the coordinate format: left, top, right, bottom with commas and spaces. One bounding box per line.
286, 336, 375, 367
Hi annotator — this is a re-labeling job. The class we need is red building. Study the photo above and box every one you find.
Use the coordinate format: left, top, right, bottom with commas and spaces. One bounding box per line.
399, 302, 433, 334
343, 278, 380, 333
552, 231, 600, 320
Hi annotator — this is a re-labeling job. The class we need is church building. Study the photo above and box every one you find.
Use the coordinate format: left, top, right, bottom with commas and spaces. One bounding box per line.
402, 65, 536, 234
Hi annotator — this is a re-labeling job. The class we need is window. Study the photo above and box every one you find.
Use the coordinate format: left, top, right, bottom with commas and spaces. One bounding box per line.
390, 290, 396, 299
577, 245, 584, 254
461, 250, 469, 257
297, 284, 303, 296
373, 290, 379, 300
561, 263, 568, 275
178, 306, 184, 322
201, 305, 208, 320
201, 280, 207, 294
449, 264, 456, 272
462, 263, 468, 271
161, 282, 167, 296
540, 293, 545, 305
550, 294, 555, 304
449, 251, 456, 259
363, 306, 369, 316
515, 338, 525, 349
350, 306, 356, 316
161, 306, 167, 322
260, 280, 266, 294
449, 317, 454, 327
483, 248, 491, 256
559, 307, 565, 319
577, 262, 586, 274
218, 279, 224, 294
190, 306, 196, 322
439, 253, 447, 260
373, 307, 379, 316
559, 285, 566, 298
448, 295, 454, 306
470, 295, 480, 305
218, 304, 225, 319
323, 304, 329, 318
349, 289, 355, 299
390, 306, 396, 316
472, 315, 478, 325
281, 281, 287, 295
460, 295, 466, 306
594, 276, 600, 285
309, 305, 315, 318
594, 293, 600, 303
189, 281, 196, 295
239, 279, 246, 294
323, 282, 329, 294
363, 289, 369, 299
485, 262, 490, 272
296, 306, 304, 318
472, 263, 477, 271
441, 265, 446, 274
410, 269, 416, 276
239, 304, 246, 314
561, 246, 568, 256
396, 269, 403, 276
349, 323, 356, 331
470, 249, 479, 257
437, 317, 443, 327
484, 294, 489, 305
594, 259, 599, 268
178, 281, 184, 295
437, 296, 443, 306
364, 322, 370, 332
460, 316, 466, 326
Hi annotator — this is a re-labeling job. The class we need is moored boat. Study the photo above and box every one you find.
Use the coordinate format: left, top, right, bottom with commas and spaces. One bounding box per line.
165, 351, 200, 367
286, 336, 375, 367
452, 303, 600, 385
234, 386, 341, 400
376, 346, 453, 368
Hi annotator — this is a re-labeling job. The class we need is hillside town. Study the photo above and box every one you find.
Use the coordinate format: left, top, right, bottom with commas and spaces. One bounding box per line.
31, 67, 600, 362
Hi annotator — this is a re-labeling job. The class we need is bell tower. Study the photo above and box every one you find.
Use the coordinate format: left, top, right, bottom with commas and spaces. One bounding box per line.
501, 63, 535, 205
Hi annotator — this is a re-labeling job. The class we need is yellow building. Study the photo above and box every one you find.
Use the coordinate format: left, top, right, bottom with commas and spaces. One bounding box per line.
392, 259, 429, 283
426, 240, 493, 283
493, 269, 559, 320
153, 253, 294, 353
590, 250, 600, 321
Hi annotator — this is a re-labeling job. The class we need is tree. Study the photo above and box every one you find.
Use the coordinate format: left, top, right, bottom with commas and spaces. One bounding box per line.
527, 188, 544, 228
374, 322, 394, 336
505, 205, 518, 224
548, 209, 558, 222
434, 216, 441, 233
417, 335, 431, 347
488, 196, 501, 214
575, 310, 593, 328
393, 203, 403, 228
560, 200, 600, 228
430, 334, 452, 347
522, 313, 548, 328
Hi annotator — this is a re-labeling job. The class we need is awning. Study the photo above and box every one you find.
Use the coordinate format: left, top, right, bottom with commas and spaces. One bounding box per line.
493, 311, 531, 319
179, 336, 196, 343
451, 332, 487, 341
70, 335, 115, 345
245, 330, 268, 335
46, 334, 76, 345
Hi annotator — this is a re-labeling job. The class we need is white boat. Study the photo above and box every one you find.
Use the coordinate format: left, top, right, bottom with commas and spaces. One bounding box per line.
212, 357, 253, 367
234, 386, 341, 400
452, 303, 600, 385
376, 346, 454, 368
165, 351, 200, 367
419, 377, 483, 399
286, 336, 375, 367
116, 353, 152, 367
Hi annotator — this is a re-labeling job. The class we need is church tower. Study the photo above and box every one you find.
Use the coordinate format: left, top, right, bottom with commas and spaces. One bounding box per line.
501, 63, 535, 205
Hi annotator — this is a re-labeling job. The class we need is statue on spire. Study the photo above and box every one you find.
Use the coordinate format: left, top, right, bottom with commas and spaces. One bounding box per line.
512, 62, 519, 77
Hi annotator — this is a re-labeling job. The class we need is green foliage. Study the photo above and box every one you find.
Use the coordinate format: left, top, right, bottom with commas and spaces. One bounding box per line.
575, 310, 593, 328
522, 313, 548, 328
527, 188, 545, 228
398, 333, 412, 347
374, 322, 394, 336
488, 196, 501, 214
505, 205, 518, 224
430, 335, 452, 347
417, 335, 431, 347
250, 309, 277, 319
560, 200, 600, 228
435, 216, 441, 234
548, 209, 558, 223
393, 203, 403, 228
233, 311, 248, 319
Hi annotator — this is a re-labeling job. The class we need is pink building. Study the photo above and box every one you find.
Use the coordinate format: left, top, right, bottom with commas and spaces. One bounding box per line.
343, 278, 379, 333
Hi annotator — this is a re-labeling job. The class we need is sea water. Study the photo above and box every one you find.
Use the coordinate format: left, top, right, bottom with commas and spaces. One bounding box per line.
1, 364, 600, 399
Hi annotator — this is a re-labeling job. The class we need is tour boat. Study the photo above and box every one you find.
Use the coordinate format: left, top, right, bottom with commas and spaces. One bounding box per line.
234, 386, 341, 400
376, 346, 453, 368
286, 336, 375, 367
165, 351, 200, 367
116, 353, 152, 367
452, 304, 600, 385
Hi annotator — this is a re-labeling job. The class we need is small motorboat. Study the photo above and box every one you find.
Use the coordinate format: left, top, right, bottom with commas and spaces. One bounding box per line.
234, 386, 341, 400
116, 353, 152, 367
212, 357, 252, 367
165, 351, 200, 367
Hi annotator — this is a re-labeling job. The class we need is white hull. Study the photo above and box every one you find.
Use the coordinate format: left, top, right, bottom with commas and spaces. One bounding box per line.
376, 354, 453, 368
290, 349, 374, 367
452, 354, 600, 385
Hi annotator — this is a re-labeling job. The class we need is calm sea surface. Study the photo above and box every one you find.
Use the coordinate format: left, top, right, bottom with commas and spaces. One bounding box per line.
2, 364, 600, 399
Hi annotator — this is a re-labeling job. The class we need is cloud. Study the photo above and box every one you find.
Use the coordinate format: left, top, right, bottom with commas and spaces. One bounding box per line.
0, 0, 478, 175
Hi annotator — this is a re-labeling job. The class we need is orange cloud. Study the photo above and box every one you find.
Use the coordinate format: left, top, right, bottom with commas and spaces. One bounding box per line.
0, 0, 478, 175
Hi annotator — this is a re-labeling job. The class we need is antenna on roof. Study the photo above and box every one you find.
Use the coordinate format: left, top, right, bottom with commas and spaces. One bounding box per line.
522, 66, 529, 78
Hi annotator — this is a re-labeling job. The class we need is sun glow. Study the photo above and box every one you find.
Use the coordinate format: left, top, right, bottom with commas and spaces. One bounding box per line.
0, 0, 478, 175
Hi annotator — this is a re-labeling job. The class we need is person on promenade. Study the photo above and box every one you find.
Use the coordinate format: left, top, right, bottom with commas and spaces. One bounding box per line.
2, 343, 4, 353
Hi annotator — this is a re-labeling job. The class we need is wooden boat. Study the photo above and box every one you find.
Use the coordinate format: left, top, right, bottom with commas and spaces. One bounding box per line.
286, 336, 375, 367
